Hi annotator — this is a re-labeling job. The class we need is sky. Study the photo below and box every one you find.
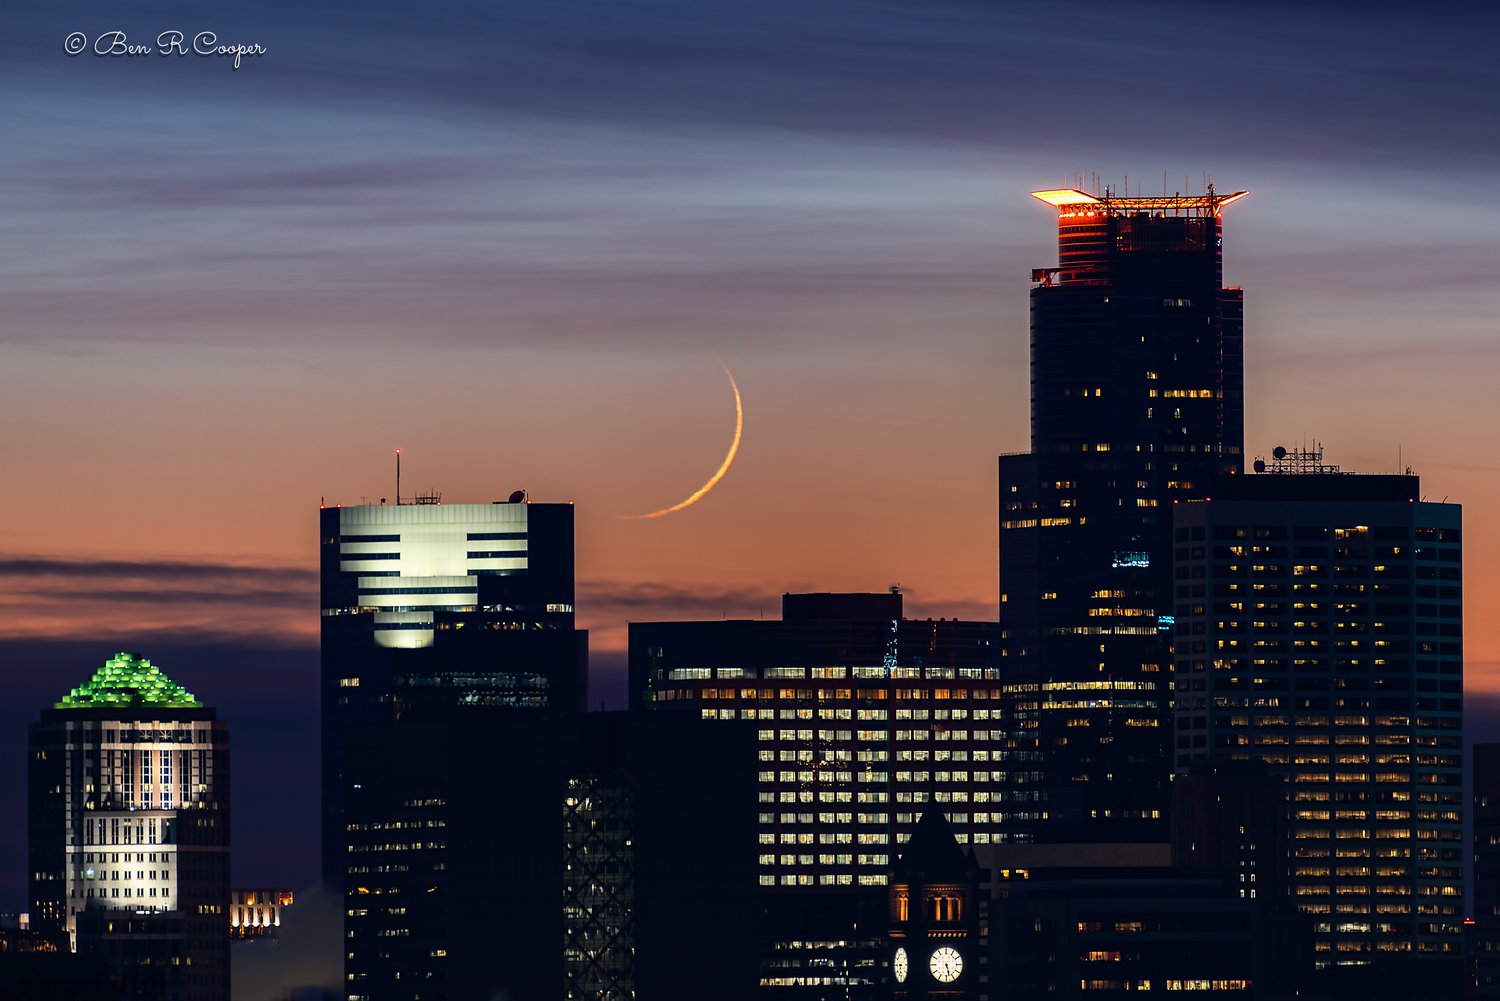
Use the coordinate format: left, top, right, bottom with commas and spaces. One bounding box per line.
3, 0, 1500, 902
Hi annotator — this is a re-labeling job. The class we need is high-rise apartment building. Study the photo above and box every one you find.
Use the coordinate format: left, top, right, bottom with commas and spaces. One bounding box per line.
319, 495, 586, 881
999, 186, 1248, 843
1171, 460, 1463, 965
28, 652, 230, 1001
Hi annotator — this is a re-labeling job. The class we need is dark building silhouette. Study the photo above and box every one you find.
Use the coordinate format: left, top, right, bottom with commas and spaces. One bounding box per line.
1473, 743, 1500, 998
989, 869, 1258, 999
998, 186, 1248, 843
340, 710, 758, 1001
888, 810, 982, 1000
1172, 458, 1464, 967
630, 592, 1000, 997
1172, 762, 1308, 997
319, 497, 587, 883
28, 653, 230, 1001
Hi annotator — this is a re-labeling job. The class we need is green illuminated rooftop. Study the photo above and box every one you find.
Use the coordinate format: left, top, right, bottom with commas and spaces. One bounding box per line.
55, 652, 203, 709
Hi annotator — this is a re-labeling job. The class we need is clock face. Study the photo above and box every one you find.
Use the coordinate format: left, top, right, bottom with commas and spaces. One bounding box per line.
893, 946, 908, 983
930, 946, 963, 983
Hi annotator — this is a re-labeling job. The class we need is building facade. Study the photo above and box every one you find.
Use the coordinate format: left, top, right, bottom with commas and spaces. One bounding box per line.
1472, 743, 1500, 998
28, 652, 230, 1001
630, 592, 1000, 997
630, 592, 1003, 890
990, 870, 1258, 999
1171, 463, 1464, 965
998, 186, 1248, 843
320, 496, 586, 881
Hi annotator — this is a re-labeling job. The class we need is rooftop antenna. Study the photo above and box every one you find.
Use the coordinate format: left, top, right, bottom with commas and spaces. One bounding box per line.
395, 448, 402, 506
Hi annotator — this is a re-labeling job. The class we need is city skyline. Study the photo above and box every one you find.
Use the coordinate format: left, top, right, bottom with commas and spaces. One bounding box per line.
5, 0, 1500, 922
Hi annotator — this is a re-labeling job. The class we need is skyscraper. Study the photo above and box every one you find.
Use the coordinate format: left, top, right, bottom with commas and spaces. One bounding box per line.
319, 495, 587, 881
1172, 457, 1463, 965
28, 652, 230, 1001
999, 185, 1248, 842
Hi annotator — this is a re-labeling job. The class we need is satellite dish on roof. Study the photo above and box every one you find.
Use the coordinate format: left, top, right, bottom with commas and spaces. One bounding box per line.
1253, 459, 1266, 473
508, 490, 526, 504
1272, 446, 1287, 460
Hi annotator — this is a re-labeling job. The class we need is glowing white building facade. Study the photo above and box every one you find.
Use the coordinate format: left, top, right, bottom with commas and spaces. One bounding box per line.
319, 495, 585, 882
29, 652, 230, 1001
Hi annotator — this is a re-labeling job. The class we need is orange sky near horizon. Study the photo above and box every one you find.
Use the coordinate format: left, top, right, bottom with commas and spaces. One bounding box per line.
4, 252, 1499, 693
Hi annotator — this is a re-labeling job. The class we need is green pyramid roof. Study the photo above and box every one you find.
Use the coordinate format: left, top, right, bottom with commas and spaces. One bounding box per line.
55, 652, 203, 709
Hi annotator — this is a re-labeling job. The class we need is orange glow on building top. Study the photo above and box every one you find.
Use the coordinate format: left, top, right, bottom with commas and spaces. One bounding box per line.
1031, 188, 1249, 217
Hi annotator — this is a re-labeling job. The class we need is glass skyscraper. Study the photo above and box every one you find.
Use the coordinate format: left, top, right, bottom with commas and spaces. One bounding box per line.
998, 186, 1248, 842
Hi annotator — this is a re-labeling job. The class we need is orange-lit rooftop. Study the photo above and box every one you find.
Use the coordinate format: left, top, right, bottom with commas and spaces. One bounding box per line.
1031, 188, 1248, 216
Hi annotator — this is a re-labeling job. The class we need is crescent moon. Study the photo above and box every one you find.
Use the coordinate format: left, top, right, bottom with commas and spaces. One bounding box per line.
619, 364, 743, 519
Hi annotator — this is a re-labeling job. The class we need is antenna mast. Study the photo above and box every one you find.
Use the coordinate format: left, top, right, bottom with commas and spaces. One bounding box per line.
396, 449, 401, 506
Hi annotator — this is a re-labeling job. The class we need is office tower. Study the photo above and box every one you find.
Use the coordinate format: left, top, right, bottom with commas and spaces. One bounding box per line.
998, 185, 1247, 842
1473, 743, 1500, 998
630, 591, 1000, 997
28, 652, 230, 1001
1172, 456, 1463, 966
887, 810, 981, 1001
320, 495, 587, 881
631, 592, 1002, 886
340, 710, 758, 1001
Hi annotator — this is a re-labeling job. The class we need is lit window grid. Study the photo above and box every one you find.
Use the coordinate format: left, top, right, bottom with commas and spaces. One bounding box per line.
1172, 521, 1462, 959
44, 718, 225, 947
343, 794, 450, 992
647, 672, 1010, 886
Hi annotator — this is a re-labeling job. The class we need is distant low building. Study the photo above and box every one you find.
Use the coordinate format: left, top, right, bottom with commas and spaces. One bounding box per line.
230, 890, 294, 941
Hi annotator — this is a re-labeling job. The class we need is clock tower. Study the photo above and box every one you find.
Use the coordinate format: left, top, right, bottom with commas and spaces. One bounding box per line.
888, 809, 980, 1000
